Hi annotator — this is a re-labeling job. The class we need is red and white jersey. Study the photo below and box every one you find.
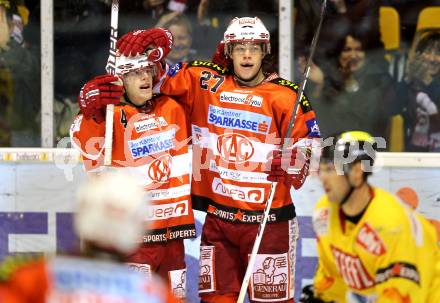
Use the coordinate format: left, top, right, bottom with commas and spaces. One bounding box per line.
70, 96, 195, 243
155, 61, 320, 223
0, 256, 178, 303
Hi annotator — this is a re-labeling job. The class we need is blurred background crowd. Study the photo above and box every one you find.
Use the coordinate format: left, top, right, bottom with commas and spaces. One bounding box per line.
0, 0, 439, 152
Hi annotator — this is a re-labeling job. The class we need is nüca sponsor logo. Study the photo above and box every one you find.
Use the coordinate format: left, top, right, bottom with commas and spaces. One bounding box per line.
217, 133, 254, 163
212, 177, 264, 203
145, 200, 188, 220
219, 91, 263, 107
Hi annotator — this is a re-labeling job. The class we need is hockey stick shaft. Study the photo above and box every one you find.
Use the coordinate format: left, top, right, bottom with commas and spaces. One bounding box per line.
104, 0, 119, 166
284, 0, 326, 143
237, 1, 327, 302
237, 181, 277, 302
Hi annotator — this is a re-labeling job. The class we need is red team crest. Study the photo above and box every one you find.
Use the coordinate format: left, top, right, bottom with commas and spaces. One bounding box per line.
148, 154, 172, 182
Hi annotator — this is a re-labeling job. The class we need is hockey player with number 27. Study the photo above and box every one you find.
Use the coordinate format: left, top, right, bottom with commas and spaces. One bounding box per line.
70, 34, 194, 301
116, 17, 320, 303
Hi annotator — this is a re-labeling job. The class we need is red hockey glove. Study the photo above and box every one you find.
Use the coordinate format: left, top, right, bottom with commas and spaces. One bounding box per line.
212, 40, 232, 68
116, 28, 173, 58
267, 147, 311, 190
77, 74, 123, 123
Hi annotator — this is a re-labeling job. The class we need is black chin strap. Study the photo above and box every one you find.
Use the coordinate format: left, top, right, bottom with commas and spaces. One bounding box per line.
340, 181, 354, 206
339, 175, 366, 206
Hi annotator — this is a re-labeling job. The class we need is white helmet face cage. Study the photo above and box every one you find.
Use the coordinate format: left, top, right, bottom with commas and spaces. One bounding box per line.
224, 17, 271, 56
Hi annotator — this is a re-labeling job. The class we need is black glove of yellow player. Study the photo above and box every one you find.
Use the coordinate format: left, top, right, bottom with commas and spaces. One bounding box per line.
299, 285, 334, 303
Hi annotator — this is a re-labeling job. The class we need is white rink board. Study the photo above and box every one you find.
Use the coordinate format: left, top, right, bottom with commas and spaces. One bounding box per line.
0, 149, 440, 302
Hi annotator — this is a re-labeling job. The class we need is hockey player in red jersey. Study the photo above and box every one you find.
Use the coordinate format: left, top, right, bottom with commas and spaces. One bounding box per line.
0, 172, 178, 303
115, 17, 319, 303
300, 131, 439, 303
70, 37, 193, 301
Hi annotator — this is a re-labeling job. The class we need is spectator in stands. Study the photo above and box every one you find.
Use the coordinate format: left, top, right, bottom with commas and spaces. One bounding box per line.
382, 0, 440, 49
0, 0, 40, 146
397, 31, 440, 151
119, 0, 187, 33
19, 0, 111, 144
304, 31, 396, 140
158, 14, 197, 65
53, 0, 109, 143
294, 0, 383, 83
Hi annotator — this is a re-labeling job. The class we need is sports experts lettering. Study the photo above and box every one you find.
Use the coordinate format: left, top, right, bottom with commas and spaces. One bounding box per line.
207, 205, 277, 223
142, 229, 196, 243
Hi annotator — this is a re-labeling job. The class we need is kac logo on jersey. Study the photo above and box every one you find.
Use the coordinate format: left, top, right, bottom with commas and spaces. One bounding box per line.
129, 129, 175, 159
306, 118, 320, 138
208, 105, 271, 134
219, 91, 263, 107
148, 154, 172, 182
217, 133, 254, 163
168, 62, 182, 77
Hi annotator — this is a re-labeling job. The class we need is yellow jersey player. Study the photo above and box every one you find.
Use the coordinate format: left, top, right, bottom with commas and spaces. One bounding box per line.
300, 131, 439, 303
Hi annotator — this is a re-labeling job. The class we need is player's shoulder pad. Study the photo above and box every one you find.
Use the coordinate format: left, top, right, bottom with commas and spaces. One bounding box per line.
0, 254, 42, 282
187, 60, 229, 75
269, 77, 313, 113
167, 62, 183, 77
